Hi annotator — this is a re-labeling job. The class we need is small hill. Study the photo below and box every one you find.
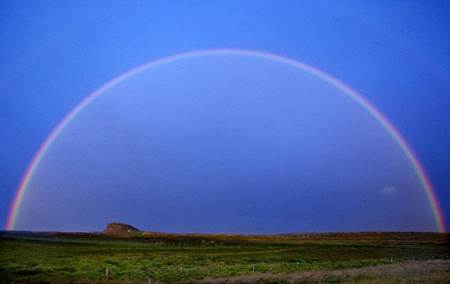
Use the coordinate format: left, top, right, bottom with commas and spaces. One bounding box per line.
104, 222, 140, 235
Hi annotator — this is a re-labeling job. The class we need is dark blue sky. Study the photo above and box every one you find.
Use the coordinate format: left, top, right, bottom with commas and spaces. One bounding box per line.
1, 1, 449, 232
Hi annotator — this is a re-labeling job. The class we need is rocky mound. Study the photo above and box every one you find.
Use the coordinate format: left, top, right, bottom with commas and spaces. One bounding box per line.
104, 222, 140, 234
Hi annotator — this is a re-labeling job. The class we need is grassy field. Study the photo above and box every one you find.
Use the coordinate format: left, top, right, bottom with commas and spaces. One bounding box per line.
0, 231, 448, 283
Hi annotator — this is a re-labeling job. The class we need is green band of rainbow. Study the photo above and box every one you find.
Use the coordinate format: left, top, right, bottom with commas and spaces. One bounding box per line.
5, 49, 446, 232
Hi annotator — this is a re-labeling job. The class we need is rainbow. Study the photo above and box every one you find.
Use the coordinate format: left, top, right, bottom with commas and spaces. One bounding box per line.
5, 49, 446, 232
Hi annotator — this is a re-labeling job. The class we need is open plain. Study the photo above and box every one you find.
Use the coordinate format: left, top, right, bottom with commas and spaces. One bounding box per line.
0, 230, 449, 283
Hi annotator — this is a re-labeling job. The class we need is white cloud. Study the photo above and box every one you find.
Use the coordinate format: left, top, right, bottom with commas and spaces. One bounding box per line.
381, 185, 398, 195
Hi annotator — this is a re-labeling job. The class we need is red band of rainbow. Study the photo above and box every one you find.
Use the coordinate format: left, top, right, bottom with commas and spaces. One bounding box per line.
5, 49, 446, 232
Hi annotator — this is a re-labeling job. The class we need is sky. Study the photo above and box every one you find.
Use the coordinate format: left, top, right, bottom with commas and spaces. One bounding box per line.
1, 1, 449, 233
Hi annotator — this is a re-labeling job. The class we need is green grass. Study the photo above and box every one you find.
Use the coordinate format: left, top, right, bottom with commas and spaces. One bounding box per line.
0, 232, 448, 283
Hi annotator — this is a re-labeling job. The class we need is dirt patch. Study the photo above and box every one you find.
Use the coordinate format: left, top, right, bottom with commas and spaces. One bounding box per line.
200, 259, 450, 283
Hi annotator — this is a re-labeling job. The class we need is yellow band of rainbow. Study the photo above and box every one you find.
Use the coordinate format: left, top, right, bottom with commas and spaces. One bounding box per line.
6, 49, 446, 232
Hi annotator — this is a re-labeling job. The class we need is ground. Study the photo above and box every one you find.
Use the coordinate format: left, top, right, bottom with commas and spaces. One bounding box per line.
0, 231, 448, 283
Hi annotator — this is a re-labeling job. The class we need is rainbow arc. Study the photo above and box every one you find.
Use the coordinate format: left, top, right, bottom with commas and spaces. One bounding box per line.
6, 49, 446, 232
